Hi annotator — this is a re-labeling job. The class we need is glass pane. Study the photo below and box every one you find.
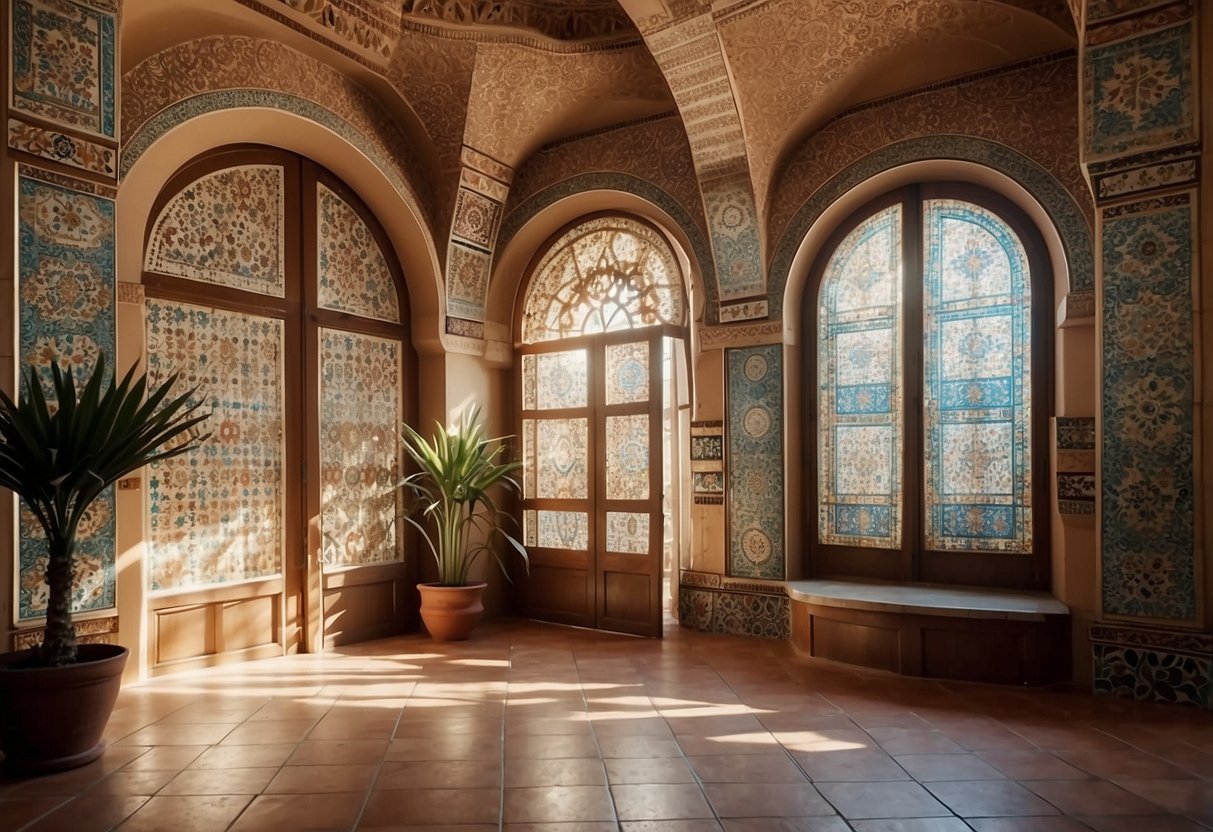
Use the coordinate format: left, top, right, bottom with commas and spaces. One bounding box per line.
531, 418, 588, 499
606, 341, 649, 405
522, 418, 536, 498
316, 183, 399, 323
606, 511, 649, 554
817, 205, 903, 547
606, 414, 649, 500
534, 349, 587, 410
319, 329, 402, 568
146, 300, 284, 590
521, 217, 685, 343
923, 199, 1032, 552
522, 354, 537, 410
532, 510, 588, 550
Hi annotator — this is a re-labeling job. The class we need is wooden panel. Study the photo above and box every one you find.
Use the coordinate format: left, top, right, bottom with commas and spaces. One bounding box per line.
155, 604, 214, 664
921, 626, 1026, 686
323, 580, 400, 647
810, 612, 900, 673
602, 571, 650, 628
528, 566, 591, 623
222, 596, 279, 652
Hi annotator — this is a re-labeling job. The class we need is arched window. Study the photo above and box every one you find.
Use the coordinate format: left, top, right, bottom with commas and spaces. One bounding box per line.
805, 185, 1050, 589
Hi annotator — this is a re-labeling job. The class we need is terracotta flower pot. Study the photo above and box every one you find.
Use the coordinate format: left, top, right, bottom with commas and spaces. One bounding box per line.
417, 582, 487, 641
0, 643, 129, 776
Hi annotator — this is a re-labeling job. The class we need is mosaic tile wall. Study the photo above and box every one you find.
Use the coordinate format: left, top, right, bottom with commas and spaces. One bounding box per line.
690, 421, 724, 505
319, 330, 403, 568
317, 184, 400, 323
16, 170, 116, 621
145, 301, 285, 591
726, 345, 784, 580
679, 571, 789, 640
145, 165, 287, 296
1056, 417, 1095, 516
445, 148, 511, 326
1099, 193, 1196, 624
1092, 624, 1212, 710
10, 0, 117, 139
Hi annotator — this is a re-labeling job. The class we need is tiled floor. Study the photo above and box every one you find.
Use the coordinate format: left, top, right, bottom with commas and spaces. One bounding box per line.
2, 619, 1212, 831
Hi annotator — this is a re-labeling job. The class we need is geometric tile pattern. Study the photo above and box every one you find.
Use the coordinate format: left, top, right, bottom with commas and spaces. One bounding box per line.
10, 0, 117, 139
1099, 193, 1195, 623
727, 345, 784, 580
145, 300, 285, 591
145, 165, 286, 297
316, 184, 400, 323
319, 329, 403, 569
679, 583, 790, 640
817, 205, 903, 548
1092, 623, 1213, 710
1056, 416, 1096, 516
923, 200, 1033, 553
16, 171, 116, 620
1083, 21, 1196, 158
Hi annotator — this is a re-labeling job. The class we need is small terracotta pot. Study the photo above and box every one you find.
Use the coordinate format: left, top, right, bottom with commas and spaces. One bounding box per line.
0, 643, 129, 776
417, 582, 487, 641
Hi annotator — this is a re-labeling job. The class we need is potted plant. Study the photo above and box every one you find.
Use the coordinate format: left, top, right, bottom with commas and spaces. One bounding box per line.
0, 354, 208, 775
399, 405, 527, 641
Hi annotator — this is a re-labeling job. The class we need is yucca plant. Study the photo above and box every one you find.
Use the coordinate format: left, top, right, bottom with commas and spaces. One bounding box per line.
0, 354, 210, 667
399, 405, 527, 586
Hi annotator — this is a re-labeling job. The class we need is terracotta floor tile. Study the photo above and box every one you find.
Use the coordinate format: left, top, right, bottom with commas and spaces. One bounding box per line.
0, 796, 69, 831
189, 742, 297, 769
20, 792, 147, 832
815, 781, 950, 820
1111, 778, 1213, 825
385, 733, 503, 761
85, 768, 177, 795
677, 733, 781, 756
158, 765, 278, 795
894, 753, 1005, 782
606, 758, 696, 785
503, 785, 617, 823
967, 818, 1102, 831
704, 782, 836, 818
720, 820, 851, 832
505, 734, 602, 759
793, 749, 910, 782
1054, 749, 1192, 780
502, 824, 618, 832
507, 716, 593, 736
598, 736, 684, 759
118, 745, 208, 771
612, 784, 714, 820
360, 786, 502, 825
228, 791, 367, 830
688, 753, 807, 783
505, 758, 607, 787
868, 729, 967, 756
219, 718, 317, 745
114, 794, 253, 831
1076, 815, 1209, 832
309, 714, 401, 741
620, 820, 724, 832
395, 716, 502, 738
1024, 779, 1167, 816
116, 723, 238, 746
378, 759, 503, 789
849, 820, 973, 832
593, 718, 676, 739
264, 763, 378, 793
925, 780, 1060, 818
976, 751, 1090, 781
288, 739, 389, 766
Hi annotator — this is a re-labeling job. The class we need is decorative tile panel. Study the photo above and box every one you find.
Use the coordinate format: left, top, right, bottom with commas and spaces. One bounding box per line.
1088, 0, 1179, 24
923, 200, 1033, 553
1083, 21, 1196, 158
316, 183, 400, 323
727, 345, 784, 580
606, 512, 649, 555
525, 349, 588, 410
146, 301, 285, 591
319, 329, 403, 569
145, 165, 286, 297
525, 418, 588, 500
605, 414, 650, 501
10, 0, 117, 139
691, 421, 724, 505
1056, 416, 1096, 516
446, 243, 492, 323
1091, 624, 1212, 709
13, 613, 118, 650
703, 176, 765, 302
524, 510, 589, 551
8, 118, 115, 176
17, 171, 115, 621
678, 584, 790, 639
817, 205, 902, 548
1100, 193, 1195, 623
450, 187, 501, 250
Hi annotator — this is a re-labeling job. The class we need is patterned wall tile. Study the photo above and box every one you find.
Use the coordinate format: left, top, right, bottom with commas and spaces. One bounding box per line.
1093, 642, 1210, 709
1100, 193, 1195, 623
8, 118, 116, 176
727, 345, 784, 580
146, 301, 285, 591
703, 176, 765, 302
450, 186, 502, 250
17, 170, 116, 621
446, 243, 492, 322
317, 183, 400, 322
10, 0, 117, 139
719, 299, 768, 323
1056, 416, 1095, 516
1088, 0, 1179, 24
691, 421, 724, 505
145, 165, 286, 297
1083, 21, 1196, 158
678, 584, 790, 640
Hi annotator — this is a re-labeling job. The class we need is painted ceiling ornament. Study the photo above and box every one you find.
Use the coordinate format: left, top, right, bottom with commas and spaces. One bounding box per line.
401, 0, 638, 41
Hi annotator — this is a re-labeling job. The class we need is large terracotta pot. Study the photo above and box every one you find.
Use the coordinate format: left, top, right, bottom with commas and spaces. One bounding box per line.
0, 643, 128, 776
417, 582, 487, 641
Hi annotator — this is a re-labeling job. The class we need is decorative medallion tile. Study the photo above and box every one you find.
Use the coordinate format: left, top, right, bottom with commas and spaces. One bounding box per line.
10, 0, 117, 139
704, 176, 764, 301
1100, 193, 1196, 622
446, 242, 492, 323
1083, 21, 1196, 158
17, 172, 116, 621
8, 118, 115, 176
450, 187, 501, 250
317, 183, 400, 322
727, 345, 784, 580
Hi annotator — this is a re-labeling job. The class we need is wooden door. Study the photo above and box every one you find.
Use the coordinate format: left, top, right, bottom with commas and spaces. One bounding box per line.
519, 329, 665, 636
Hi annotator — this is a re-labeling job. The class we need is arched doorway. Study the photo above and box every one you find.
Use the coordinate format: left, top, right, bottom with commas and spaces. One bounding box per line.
515, 214, 689, 637
140, 145, 416, 673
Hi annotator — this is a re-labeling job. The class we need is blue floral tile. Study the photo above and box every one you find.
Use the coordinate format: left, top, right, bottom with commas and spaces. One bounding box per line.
727, 345, 784, 579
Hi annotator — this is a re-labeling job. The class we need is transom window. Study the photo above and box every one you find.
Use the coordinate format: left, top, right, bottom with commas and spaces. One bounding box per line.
805, 184, 1050, 589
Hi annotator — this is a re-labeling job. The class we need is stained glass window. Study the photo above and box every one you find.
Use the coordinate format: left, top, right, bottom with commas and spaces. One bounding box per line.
521, 217, 685, 343
817, 205, 904, 548
923, 199, 1032, 552
815, 194, 1035, 560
